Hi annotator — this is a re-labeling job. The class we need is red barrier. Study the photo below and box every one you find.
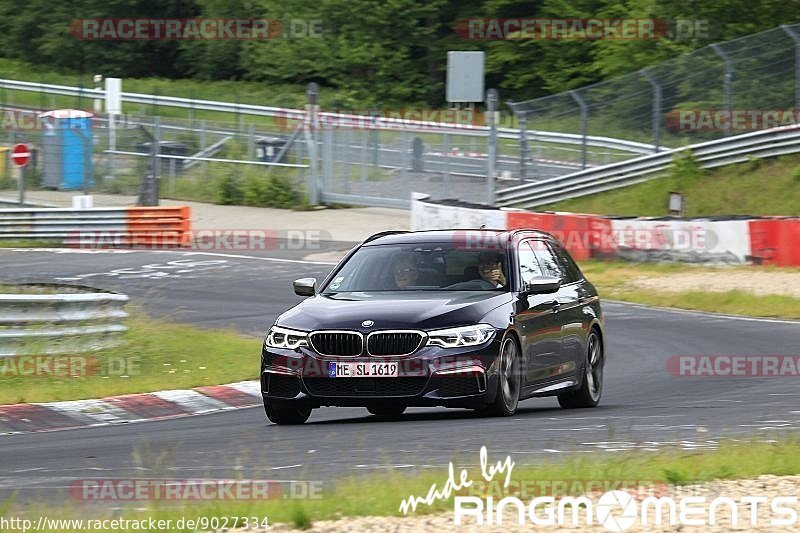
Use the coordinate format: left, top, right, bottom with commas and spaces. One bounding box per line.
126, 206, 191, 246
506, 211, 613, 260
748, 219, 800, 266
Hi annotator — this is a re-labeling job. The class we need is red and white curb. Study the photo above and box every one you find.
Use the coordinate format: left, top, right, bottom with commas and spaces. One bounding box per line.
0, 380, 261, 435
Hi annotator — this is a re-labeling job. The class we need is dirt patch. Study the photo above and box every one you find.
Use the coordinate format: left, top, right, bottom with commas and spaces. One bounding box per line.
628, 270, 800, 298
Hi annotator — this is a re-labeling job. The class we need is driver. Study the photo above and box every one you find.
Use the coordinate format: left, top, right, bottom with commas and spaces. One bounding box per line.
392, 257, 419, 289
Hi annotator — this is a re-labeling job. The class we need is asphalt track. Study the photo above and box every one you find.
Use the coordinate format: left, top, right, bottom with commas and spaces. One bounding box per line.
1, 247, 799, 504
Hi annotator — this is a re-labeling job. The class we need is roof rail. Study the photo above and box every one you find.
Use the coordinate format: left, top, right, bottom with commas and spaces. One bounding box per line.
362, 230, 410, 243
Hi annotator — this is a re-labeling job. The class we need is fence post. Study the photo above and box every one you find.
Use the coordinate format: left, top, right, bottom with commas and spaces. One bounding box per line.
305, 82, 320, 205
640, 69, 662, 152
518, 111, 528, 181
247, 124, 255, 161
711, 44, 732, 137
199, 120, 207, 177
443, 131, 451, 197
486, 88, 498, 206
781, 25, 800, 110
569, 90, 588, 169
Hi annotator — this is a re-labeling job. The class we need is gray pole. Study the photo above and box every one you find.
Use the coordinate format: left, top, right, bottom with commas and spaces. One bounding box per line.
486, 89, 498, 206
641, 69, 662, 152
518, 111, 528, 181
306, 82, 320, 205
569, 90, 589, 169
781, 25, 800, 110
711, 44, 733, 137
154, 116, 161, 195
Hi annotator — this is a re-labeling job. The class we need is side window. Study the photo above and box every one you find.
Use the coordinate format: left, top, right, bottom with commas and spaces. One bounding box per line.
518, 241, 545, 283
530, 240, 563, 280
550, 243, 582, 284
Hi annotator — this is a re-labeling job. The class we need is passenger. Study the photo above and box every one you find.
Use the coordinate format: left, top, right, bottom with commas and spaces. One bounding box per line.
477, 251, 507, 288
444, 251, 507, 290
393, 257, 419, 289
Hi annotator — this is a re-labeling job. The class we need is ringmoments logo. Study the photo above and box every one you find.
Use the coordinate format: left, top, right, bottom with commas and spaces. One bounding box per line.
399, 447, 800, 530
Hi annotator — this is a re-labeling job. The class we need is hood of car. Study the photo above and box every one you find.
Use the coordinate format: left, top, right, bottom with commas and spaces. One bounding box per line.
276, 291, 513, 332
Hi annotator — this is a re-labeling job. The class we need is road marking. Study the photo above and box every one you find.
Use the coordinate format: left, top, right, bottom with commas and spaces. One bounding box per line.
4, 248, 337, 265
605, 300, 800, 325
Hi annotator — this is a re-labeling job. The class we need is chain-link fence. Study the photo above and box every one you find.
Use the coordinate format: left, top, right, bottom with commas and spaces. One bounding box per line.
510, 24, 800, 175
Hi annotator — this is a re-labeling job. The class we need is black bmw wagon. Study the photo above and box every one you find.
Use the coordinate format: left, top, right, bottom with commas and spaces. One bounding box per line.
261, 229, 606, 424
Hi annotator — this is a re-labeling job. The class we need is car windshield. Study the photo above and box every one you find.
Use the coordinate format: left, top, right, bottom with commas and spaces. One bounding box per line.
323, 243, 509, 293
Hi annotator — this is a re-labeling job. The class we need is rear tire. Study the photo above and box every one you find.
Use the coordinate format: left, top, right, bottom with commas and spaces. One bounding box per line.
558, 329, 603, 409
367, 405, 406, 418
481, 333, 521, 416
264, 400, 312, 425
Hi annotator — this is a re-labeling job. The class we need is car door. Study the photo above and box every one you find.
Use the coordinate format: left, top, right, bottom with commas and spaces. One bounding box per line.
528, 240, 580, 380
548, 242, 595, 368
514, 239, 563, 392
541, 241, 588, 376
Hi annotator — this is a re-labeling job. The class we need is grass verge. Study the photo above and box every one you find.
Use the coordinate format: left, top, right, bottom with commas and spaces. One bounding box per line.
578, 260, 800, 319
544, 153, 800, 217
0, 309, 260, 405
7, 437, 800, 530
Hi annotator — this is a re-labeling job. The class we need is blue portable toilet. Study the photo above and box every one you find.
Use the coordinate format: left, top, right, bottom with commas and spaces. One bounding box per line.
41, 109, 94, 190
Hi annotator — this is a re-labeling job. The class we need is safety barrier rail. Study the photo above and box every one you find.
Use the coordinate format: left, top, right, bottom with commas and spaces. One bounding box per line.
496, 125, 800, 208
0, 288, 129, 356
0, 206, 191, 246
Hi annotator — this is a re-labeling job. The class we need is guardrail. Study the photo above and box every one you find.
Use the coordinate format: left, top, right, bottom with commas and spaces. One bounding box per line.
496, 125, 800, 208
0, 206, 191, 245
0, 78, 655, 154
0, 288, 129, 356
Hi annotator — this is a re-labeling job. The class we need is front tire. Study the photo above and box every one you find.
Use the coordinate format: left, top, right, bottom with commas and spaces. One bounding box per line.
482, 333, 521, 416
367, 405, 406, 418
558, 329, 603, 409
264, 400, 312, 425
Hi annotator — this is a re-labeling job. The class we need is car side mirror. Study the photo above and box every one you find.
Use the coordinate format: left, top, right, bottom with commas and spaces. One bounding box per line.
524, 276, 561, 295
293, 277, 316, 296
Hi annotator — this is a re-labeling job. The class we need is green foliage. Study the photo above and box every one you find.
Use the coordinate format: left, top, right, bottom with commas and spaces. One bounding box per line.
667, 149, 706, 182
0, 0, 797, 105
290, 504, 312, 529
545, 153, 800, 217
212, 166, 304, 208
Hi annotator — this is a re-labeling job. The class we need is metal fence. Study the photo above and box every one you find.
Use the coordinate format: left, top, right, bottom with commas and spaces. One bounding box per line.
0, 77, 660, 209
510, 24, 800, 175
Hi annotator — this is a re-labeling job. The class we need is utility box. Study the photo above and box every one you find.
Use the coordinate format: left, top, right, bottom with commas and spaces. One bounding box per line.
41, 109, 94, 190
255, 137, 288, 163
137, 141, 189, 172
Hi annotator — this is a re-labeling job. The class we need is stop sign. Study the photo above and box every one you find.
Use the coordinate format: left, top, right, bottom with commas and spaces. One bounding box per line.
11, 143, 31, 167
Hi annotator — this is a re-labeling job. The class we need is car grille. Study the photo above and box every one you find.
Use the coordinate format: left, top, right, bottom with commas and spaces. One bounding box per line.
367, 331, 425, 356
265, 374, 301, 398
303, 377, 428, 397
309, 331, 363, 356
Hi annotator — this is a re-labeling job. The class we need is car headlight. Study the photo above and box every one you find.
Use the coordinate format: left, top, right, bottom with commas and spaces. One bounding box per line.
265, 326, 309, 349
426, 324, 496, 348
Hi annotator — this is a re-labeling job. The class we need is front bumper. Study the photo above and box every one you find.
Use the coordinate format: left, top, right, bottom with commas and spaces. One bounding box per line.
260, 337, 502, 408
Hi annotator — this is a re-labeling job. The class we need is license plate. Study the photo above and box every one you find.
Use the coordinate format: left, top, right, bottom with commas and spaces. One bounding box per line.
329, 362, 399, 378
